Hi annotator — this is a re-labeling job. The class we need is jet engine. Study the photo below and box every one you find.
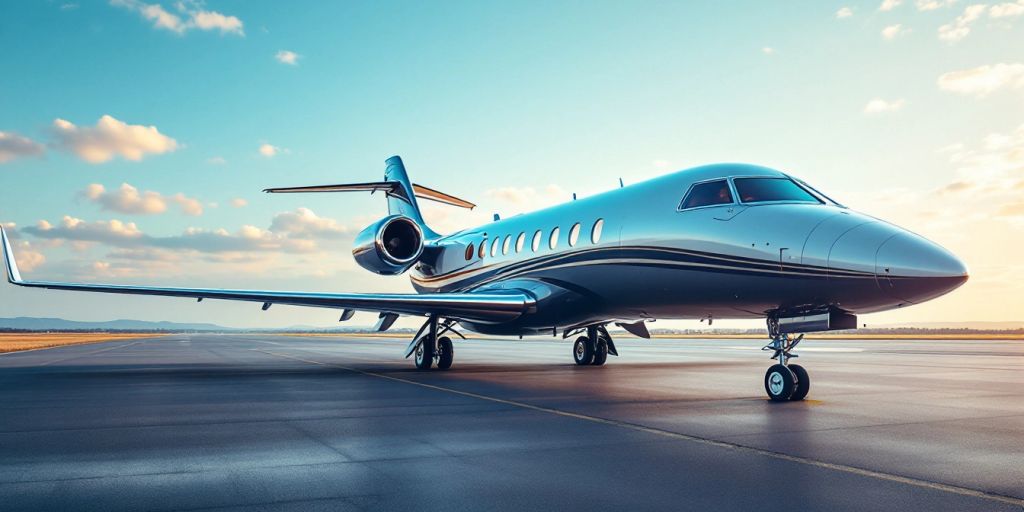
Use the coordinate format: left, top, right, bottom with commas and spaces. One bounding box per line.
352, 215, 424, 275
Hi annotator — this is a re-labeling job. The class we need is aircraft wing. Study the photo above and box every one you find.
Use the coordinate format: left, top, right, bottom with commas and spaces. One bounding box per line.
0, 227, 532, 323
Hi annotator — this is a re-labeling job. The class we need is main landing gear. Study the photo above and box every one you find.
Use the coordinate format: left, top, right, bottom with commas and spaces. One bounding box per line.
406, 316, 460, 371
572, 325, 616, 366
762, 316, 810, 402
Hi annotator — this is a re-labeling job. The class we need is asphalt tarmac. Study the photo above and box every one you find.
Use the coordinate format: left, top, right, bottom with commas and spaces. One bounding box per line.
1, 334, 1022, 511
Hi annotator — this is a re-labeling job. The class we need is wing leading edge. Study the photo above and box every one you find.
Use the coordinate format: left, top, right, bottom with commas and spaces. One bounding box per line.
0, 227, 532, 323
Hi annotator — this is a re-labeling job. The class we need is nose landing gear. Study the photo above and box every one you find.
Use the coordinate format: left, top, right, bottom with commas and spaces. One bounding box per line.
762, 317, 810, 402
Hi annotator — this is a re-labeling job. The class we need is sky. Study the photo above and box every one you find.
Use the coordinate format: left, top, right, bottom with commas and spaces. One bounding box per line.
1, 0, 1022, 330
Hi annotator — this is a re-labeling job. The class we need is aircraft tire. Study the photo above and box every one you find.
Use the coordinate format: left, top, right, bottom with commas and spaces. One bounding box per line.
437, 336, 454, 370
788, 364, 810, 401
764, 364, 795, 402
573, 336, 594, 365
591, 338, 608, 366
414, 340, 434, 370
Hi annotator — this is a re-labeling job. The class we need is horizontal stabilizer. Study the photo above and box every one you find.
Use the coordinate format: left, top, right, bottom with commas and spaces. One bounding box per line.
264, 181, 475, 210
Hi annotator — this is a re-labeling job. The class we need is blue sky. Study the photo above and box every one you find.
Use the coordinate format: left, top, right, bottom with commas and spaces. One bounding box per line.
1, 0, 1022, 328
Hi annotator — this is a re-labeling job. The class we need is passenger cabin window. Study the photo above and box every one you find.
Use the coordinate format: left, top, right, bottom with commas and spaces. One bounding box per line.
591, 219, 604, 244
568, 223, 580, 246
679, 179, 733, 210
502, 235, 511, 255
549, 227, 560, 249
491, 238, 500, 257
465, 243, 474, 261
478, 239, 487, 259
515, 233, 525, 253
532, 230, 542, 252
733, 178, 821, 204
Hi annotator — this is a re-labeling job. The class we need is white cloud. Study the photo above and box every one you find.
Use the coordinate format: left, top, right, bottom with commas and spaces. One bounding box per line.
230, 198, 248, 208
937, 63, 1024, 97
24, 215, 319, 254
879, 0, 903, 11
27, 216, 144, 245
761, 47, 775, 55
916, 0, 956, 10
83, 183, 166, 214
207, 156, 226, 165
275, 50, 300, 65
10, 239, 45, 272
189, 9, 243, 35
51, 115, 178, 163
938, 4, 987, 42
269, 208, 349, 238
112, 0, 243, 36
258, 143, 282, 157
836, 6, 854, 18
82, 183, 203, 216
0, 131, 45, 163
172, 193, 203, 216
990, 1, 1024, 18
882, 24, 910, 39
864, 98, 906, 113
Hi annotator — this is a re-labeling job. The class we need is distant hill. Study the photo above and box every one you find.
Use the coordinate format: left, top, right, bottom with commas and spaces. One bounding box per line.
0, 317, 236, 332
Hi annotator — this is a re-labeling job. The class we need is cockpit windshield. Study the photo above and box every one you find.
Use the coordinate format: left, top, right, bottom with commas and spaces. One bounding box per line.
733, 177, 822, 204
679, 179, 734, 209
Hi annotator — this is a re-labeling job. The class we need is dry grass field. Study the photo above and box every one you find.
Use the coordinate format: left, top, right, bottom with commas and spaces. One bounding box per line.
0, 333, 166, 354
280, 332, 1024, 341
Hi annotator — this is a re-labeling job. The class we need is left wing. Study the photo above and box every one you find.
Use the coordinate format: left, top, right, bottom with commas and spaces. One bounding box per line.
0, 227, 531, 323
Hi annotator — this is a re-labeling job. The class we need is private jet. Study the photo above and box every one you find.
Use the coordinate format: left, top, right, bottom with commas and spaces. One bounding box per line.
0, 156, 968, 401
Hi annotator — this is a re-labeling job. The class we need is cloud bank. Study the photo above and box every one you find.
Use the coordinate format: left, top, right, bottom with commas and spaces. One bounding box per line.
51, 115, 178, 163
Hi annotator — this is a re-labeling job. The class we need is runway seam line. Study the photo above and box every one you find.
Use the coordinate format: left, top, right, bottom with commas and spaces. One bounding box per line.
255, 349, 1024, 508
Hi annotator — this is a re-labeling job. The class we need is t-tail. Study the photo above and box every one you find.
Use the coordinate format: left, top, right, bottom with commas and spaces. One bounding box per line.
263, 155, 474, 240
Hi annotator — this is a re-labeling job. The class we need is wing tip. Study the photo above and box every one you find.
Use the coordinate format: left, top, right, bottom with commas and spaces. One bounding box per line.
0, 225, 23, 284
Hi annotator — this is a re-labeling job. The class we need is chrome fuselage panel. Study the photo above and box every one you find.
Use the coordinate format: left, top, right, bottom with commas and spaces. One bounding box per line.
410, 164, 967, 335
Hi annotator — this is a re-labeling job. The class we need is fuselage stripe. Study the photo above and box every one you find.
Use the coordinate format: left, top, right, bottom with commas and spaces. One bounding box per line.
412, 245, 877, 292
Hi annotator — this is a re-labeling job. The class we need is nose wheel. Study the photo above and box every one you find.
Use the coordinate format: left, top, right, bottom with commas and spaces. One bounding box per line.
762, 317, 810, 401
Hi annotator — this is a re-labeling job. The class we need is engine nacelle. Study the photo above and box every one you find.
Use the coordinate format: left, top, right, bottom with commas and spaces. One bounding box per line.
352, 215, 424, 275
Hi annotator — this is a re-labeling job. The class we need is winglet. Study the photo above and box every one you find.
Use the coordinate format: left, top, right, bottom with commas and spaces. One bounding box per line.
1, 226, 23, 284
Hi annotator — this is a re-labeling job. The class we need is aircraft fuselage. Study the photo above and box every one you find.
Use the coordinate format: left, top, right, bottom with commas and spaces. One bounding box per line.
411, 164, 968, 335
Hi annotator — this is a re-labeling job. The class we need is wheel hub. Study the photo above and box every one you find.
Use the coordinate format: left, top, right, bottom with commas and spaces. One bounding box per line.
768, 371, 785, 395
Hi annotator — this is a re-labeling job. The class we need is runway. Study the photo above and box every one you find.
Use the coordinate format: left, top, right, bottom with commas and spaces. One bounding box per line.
1, 334, 1022, 511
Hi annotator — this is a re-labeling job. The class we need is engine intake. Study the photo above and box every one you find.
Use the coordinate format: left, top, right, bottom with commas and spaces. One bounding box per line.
352, 215, 424, 275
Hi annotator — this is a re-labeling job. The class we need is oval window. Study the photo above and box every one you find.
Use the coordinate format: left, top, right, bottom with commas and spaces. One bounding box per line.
591, 219, 604, 244
568, 223, 581, 246
479, 238, 487, 259
502, 235, 511, 255
549, 227, 560, 250
465, 242, 475, 260
532, 230, 542, 252
515, 232, 525, 253
491, 237, 500, 257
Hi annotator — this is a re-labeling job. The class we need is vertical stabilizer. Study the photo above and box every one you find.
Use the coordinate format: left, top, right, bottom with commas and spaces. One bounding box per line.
384, 156, 438, 239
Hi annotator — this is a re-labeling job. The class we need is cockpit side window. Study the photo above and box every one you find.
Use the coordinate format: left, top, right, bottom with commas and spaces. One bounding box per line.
733, 177, 821, 204
679, 179, 733, 210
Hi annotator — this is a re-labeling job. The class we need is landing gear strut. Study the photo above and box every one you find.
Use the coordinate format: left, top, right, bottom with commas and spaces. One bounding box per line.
572, 325, 615, 366
407, 316, 460, 371
762, 316, 810, 402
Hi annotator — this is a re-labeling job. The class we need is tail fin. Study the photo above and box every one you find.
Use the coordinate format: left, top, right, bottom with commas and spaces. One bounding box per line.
264, 156, 474, 239
383, 156, 431, 234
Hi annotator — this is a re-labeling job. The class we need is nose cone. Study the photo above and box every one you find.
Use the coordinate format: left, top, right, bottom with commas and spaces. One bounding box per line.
876, 233, 968, 304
